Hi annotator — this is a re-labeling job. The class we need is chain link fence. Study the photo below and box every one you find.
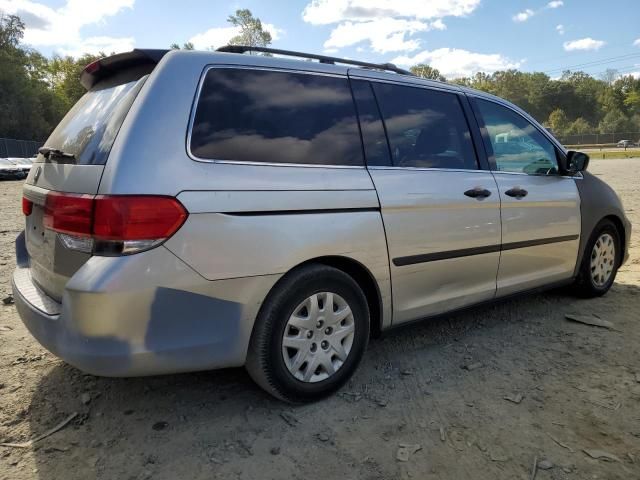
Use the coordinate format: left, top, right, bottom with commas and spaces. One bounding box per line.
557, 132, 640, 147
0, 138, 43, 158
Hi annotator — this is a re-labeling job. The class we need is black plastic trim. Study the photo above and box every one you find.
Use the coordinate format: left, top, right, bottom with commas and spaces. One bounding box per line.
216, 45, 413, 75
459, 94, 490, 171
222, 207, 380, 217
393, 234, 579, 266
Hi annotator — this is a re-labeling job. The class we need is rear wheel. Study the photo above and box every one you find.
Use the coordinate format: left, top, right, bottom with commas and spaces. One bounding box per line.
573, 219, 621, 297
246, 264, 369, 403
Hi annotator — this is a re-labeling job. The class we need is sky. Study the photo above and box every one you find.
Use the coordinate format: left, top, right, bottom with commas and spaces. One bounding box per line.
1, 0, 639, 79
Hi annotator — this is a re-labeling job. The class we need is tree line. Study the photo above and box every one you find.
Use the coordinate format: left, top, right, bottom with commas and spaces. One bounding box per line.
2, 10, 639, 144
412, 64, 640, 139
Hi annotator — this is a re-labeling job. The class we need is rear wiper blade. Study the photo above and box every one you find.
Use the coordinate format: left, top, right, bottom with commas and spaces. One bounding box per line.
38, 147, 75, 160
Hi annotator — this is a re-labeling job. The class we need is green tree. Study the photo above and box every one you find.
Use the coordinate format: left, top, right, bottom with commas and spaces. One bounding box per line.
227, 9, 272, 48
547, 108, 570, 136
0, 13, 65, 140
48, 53, 104, 109
623, 91, 640, 116
0, 13, 23, 48
170, 42, 195, 50
598, 109, 634, 134
410, 64, 445, 82
566, 117, 591, 135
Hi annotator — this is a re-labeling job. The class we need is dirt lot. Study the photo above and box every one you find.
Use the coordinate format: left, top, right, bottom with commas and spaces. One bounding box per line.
1, 159, 639, 480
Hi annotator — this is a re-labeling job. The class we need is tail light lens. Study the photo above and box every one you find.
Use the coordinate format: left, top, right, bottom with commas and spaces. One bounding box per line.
43, 192, 94, 236
36, 192, 187, 255
22, 197, 33, 216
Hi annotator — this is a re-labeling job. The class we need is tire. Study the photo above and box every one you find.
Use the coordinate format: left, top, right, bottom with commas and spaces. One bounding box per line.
573, 219, 621, 298
246, 264, 370, 403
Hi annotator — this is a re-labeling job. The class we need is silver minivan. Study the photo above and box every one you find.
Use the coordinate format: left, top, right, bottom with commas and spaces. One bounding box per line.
13, 47, 631, 402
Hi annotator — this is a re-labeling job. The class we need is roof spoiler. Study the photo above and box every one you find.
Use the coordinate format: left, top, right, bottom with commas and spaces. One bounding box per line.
80, 49, 169, 90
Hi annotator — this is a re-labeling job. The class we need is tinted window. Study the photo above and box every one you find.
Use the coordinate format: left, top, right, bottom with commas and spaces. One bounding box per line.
190, 69, 362, 166
372, 83, 478, 169
475, 99, 558, 175
351, 80, 391, 166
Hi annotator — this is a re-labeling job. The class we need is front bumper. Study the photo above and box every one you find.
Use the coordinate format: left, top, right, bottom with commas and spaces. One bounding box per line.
12, 244, 280, 377
623, 216, 632, 265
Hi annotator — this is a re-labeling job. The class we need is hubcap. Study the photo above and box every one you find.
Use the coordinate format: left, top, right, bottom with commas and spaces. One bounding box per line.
590, 233, 616, 287
282, 292, 355, 383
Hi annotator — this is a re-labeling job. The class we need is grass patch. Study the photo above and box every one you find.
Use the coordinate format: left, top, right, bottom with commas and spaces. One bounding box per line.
581, 149, 640, 160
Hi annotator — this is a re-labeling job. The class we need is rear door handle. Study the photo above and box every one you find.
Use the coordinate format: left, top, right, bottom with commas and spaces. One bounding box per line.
464, 187, 492, 199
505, 187, 528, 199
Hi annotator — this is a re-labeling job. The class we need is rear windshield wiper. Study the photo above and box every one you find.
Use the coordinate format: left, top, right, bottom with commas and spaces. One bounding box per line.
38, 147, 76, 161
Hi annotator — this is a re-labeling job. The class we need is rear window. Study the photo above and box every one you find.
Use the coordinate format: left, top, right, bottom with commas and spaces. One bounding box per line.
189, 68, 363, 166
42, 71, 147, 165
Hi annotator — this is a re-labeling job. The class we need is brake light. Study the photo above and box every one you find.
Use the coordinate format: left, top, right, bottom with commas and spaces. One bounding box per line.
22, 197, 33, 216
93, 196, 188, 241
84, 60, 101, 74
41, 192, 187, 255
43, 192, 94, 236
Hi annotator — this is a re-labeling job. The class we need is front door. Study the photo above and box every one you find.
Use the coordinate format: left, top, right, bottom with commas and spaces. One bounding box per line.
471, 97, 581, 296
351, 79, 501, 324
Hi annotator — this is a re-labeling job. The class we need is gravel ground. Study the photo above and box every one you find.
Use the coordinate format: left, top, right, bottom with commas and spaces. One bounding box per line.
0, 159, 639, 480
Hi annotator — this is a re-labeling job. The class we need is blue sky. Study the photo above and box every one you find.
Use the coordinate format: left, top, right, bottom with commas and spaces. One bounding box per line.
2, 0, 639, 79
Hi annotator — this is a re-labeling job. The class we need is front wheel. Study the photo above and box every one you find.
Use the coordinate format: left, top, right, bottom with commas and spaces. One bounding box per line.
573, 219, 621, 297
246, 264, 370, 403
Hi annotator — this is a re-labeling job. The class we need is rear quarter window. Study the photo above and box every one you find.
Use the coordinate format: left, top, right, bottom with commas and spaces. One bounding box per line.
189, 68, 363, 166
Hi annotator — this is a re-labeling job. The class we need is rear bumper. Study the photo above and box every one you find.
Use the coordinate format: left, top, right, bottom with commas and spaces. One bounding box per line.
12, 244, 280, 377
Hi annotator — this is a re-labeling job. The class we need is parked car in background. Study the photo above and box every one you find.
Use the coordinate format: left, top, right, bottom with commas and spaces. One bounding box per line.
617, 140, 633, 148
12, 47, 632, 402
8, 157, 34, 175
0, 158, 26, 180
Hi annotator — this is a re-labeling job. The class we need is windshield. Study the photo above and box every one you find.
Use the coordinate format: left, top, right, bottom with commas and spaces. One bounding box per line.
41, 72, 147, 165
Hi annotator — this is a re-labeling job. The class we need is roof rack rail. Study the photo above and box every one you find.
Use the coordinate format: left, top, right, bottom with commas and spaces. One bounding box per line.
216, 45, 414, 76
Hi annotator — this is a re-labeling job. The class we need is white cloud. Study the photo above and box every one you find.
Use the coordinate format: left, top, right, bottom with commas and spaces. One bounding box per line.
563, 37, 606, 51
302, 0, 475, 54
556, 24, 564, 35
0, 0, 134, 56
262, 23, 284, 42
59, 36, 135, 57
512, 9, 534, 22
392, 48, 521, 78
634, 38, 640, 47
512, 2, 563, 24
324, 18, 446, 53
188, 23, 283, 50
189, 26, 240, 50
302, 0, 480, 24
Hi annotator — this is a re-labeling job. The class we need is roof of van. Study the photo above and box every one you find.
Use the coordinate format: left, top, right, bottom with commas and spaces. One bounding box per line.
78, 47, 525, 116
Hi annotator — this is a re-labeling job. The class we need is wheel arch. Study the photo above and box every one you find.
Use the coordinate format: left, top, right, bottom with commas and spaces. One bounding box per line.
574, 171, 630, 276
602, 214, 626, 262
258, 255, 385, 339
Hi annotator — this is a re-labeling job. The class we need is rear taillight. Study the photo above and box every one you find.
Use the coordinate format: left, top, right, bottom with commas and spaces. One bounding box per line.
93, 196, 188, 241
40, 192, 187, 255
43, 192, 94, 236
22, 197, 33, 216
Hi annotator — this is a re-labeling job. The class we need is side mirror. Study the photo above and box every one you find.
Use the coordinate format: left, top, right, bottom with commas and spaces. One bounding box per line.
561, 150, 590, 175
